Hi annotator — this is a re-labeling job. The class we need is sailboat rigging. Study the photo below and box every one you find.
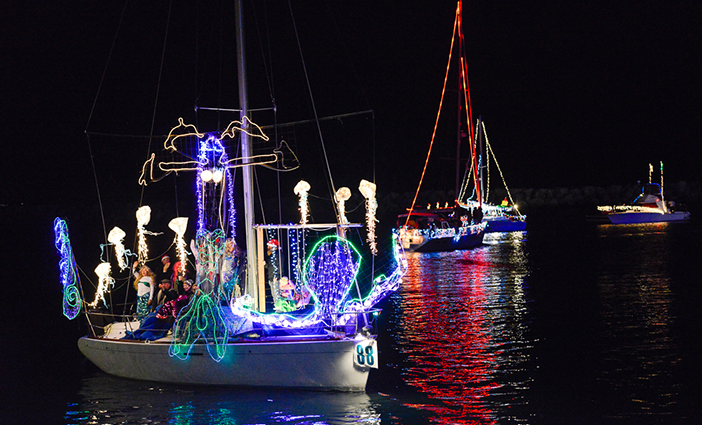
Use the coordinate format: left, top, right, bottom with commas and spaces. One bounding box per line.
395, 0, 486, 252
458, 117, 527, 233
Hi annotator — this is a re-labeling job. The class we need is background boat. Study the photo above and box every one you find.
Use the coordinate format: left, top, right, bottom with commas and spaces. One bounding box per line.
592, 162, 691, 224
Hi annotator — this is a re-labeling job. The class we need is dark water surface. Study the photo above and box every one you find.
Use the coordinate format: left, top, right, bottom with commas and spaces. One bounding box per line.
3, 208, 702, 424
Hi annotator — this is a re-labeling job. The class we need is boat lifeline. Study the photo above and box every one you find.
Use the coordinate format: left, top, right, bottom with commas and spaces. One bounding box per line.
55, 1, 406, 391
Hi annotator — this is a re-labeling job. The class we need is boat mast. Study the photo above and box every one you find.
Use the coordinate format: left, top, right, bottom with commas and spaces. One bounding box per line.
455, 63, 463, 200
477, 116, 485, 203
235, 0, 260, 311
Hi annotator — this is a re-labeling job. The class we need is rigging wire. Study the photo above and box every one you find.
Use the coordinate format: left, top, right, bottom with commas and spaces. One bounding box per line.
405, 3, 461, 227
323, 2, 377, 183
84, 0, 130, 248
287, 0, 339, 218
138, 0, 172, 210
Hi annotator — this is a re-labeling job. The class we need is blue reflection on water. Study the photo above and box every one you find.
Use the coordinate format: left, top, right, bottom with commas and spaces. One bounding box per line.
68, 374, 388, 424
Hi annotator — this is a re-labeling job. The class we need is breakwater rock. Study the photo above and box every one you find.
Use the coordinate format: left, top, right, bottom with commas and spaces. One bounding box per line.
380, 181, 701, 222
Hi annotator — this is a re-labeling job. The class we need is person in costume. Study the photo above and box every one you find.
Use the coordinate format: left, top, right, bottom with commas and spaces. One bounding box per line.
132, 263, 156, 319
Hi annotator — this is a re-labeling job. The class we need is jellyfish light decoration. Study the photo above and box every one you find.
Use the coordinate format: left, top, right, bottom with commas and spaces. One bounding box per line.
294, 180, 311, 225
136, 206, 151, 265
359, 179, 378, 255
168, 217, 189, 271
335, 187, 352, 225
89, 262, 114, 309
107, 226, 128, 271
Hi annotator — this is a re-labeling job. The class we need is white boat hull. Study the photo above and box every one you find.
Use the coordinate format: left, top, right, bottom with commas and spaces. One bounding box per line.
78, 335, 370, 391
606, 211, 690, 224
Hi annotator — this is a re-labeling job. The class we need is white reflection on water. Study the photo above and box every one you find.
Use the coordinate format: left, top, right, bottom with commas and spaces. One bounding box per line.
595, 222, 682, 420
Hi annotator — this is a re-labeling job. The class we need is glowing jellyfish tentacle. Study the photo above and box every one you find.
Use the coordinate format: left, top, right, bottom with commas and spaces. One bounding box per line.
136, 206, 151, 265
339, 233, 408, 324
335, 187, 352, 225
294, 180, 311, 225
170, 229, 228, 362
107, 226, 128, 271
53, 218, 82, 320
359, 179, 378, 255
89, 262, 114, 309
168, 217, 189, 273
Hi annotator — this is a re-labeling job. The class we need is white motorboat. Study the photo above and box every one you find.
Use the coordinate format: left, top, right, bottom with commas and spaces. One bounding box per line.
593, 162, 690, 224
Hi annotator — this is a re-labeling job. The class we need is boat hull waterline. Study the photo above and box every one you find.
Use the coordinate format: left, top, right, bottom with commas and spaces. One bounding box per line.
78, 335, 370, 391
484, 216, 527, 233
399, 227, 485, 252
604, 211, 690, 224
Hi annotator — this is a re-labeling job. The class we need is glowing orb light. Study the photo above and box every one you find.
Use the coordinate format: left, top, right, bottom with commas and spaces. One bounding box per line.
200, 169, 213, 182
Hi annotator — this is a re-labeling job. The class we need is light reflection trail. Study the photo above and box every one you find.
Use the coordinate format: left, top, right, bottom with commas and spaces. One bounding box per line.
393, 231, 533, 424
595, 223, 681, 420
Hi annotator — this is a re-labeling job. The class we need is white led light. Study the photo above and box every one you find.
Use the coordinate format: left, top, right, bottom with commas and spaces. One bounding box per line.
212, 169, 223, 184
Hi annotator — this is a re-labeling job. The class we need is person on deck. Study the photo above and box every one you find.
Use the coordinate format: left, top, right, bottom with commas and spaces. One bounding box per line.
132, 263, 156, 320
171, 261, 189, 295
160, 255, 172, 282
155, 279, 178, 308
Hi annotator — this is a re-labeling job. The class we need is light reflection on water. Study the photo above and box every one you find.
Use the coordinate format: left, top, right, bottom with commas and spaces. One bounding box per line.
594, 222, 682, 420
68, 373, 388, 424
389, 231, 533, 424
60, 220, 702, 423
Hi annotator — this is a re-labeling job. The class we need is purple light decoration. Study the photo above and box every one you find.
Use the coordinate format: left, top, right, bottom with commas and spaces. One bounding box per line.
305, 236, 360, 320
195, 134, 237, 235
53, 218, 82, 320
227, 233, 407, 329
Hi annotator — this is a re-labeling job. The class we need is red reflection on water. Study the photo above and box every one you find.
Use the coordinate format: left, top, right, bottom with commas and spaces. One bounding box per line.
397, 249, 502, 424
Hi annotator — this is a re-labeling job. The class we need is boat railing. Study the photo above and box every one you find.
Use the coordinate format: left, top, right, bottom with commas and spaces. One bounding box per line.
84, 310, 140, 337
330, 308, 382, 337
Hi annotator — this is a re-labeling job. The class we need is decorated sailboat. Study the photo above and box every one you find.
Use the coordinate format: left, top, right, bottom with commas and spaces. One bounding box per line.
459, 117, 527, 233
593, 162, 690, 224
395, 0, 486, 252
54, 2, 406, 391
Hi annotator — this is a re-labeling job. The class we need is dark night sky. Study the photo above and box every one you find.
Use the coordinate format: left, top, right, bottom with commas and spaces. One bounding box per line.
2, 1, 701, 209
